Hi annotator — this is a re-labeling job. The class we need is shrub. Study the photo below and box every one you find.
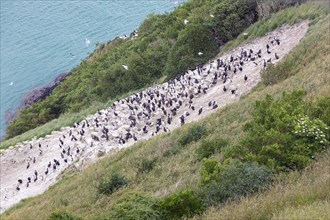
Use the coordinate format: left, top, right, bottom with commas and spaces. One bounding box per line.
98, 173, 128, 195
241, 91, 329, 171
137, 157, 158, 174
106, 191, 160, 220
179, 124, 207, 146
159, 189, 204, 219
200, 160, 272, 206
196, 137, 229, 160
48, 210, 81, 220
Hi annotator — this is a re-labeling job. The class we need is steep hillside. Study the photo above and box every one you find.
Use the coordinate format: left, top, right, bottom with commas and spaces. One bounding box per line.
1, 1, 329, 219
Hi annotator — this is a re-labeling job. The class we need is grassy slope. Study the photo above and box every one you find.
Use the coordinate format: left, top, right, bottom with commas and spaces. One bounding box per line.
2, 2, 330, 220
197, 150, 330, 220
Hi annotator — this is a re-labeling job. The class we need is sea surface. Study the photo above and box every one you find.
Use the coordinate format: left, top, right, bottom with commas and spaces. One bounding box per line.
0, 0, 184, 139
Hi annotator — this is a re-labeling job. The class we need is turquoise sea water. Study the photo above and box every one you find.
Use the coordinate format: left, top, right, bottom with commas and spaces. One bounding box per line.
0, 0, 184, 138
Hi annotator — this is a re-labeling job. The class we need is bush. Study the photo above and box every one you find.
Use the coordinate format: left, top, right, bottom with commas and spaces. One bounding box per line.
241, 91, 329, 171
48, 210, 81, 220
98, 173, 128, 195
200, 160, 272, 206
196, 137, 229, 160
137, 157, 158, 174
106, 191, 160, 220
159, 189, 204, 219
179, 124, 207, 146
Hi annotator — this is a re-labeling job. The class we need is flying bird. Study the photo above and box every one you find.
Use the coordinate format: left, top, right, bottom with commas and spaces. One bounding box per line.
184, 19, 189, 25
122, 65, 129, 71
210, 14, 214, 18
198, 52, 203, 56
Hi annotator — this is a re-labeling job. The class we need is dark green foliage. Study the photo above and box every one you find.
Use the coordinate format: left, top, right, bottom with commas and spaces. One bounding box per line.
307, 96, 330, 127
48, 210, 81, 220
159, 189, 204, 219
106, 191, 160, 220
196, 137, 229, 160
241, 91, 329, 171
200, 159, 272, 206
179, 124, 207, 146
98, 173, 128, 195
6, 0, 260, 139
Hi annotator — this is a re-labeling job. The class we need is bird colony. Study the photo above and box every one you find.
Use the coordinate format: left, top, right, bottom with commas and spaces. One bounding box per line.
0, 21, 308, 213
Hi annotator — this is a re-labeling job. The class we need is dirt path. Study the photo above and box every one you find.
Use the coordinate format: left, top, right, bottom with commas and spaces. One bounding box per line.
0, 21, 308, 213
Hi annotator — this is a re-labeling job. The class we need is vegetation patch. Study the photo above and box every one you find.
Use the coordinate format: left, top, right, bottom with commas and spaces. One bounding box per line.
159, 189, 204, 219
200, 159, 272, 206
106, 191, 160, 220
178, 124, 207, 146
98, 173, 128, 195
47, 210, 81, 220
239, 91, 329, 171
196, 137, 229, 160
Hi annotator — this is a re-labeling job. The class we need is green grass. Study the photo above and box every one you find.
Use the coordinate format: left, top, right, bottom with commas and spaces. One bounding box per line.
197, 150, 330, 220
1, 1, 329, 219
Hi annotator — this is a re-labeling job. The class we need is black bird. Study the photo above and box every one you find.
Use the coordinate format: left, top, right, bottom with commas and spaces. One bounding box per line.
18, 179, 23, 184
275, 53, 279, 59
27, 177, 31, 183
231, 89, 237, 94
180, 115, 185, 126
244, 75, 248, 81
198, 108, 203, 115
33, 157, 36, 163
45, 168, 49, 175
208, 101, 212, 107
266, 44, 270, 50
16, 186, 20, 191
26, 162, 30, 169
212, 104, 218, 109
34, 170, 38, 176
48, 162, 51, 168
223, 86, 227, 92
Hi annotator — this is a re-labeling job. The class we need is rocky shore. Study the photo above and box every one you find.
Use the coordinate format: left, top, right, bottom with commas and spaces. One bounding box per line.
22, 72, 70, 107
4, 72, 70, 125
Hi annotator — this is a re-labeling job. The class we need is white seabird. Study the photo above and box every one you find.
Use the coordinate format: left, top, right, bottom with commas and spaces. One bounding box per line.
85, 37, 91, 47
